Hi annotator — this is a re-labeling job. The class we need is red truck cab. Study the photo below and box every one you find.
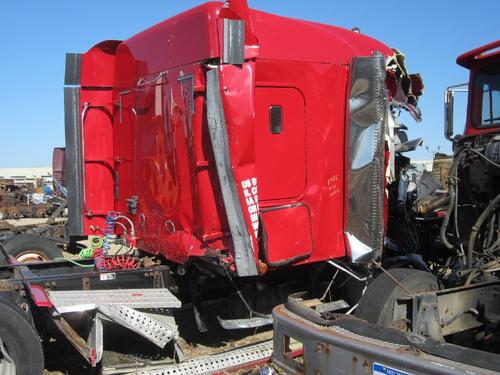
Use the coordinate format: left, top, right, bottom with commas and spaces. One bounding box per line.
65, 0, 406, 279
446, 40, 500, 139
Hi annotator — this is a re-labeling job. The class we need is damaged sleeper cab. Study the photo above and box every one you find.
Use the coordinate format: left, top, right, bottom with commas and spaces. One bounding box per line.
63, 0, 425, 334
0, 1, 429, 374
67, 0, 420, 280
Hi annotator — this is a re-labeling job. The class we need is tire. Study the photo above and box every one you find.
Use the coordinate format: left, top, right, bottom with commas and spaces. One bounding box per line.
356, 268, 438, 326
0, 295, 28, 320
0, 299, 44, 374
0, 234, 62, 265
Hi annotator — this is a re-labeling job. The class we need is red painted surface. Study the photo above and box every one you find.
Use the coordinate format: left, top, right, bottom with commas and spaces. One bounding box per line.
261, 204, 313, 266
52, 147, 65, 186
77, 1, 394, 274
457, 40, 500, 69
80, 41, 120, 233
255, 86, 306, 200
29, 285, 53, 308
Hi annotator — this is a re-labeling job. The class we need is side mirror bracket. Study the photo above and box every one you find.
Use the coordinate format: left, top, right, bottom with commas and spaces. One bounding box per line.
444, 83, 468, 141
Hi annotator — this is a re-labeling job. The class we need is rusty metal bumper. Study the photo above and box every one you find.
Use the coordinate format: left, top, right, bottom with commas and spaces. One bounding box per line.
272, 304, 499, 375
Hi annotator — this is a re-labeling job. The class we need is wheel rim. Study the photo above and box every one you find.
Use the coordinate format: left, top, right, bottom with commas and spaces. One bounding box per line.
0, 338, 16, 375
16, 251, 49, 263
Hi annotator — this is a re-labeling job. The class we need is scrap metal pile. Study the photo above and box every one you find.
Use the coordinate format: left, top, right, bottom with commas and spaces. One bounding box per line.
0, 178, 65, 220
0, 175, 68, 244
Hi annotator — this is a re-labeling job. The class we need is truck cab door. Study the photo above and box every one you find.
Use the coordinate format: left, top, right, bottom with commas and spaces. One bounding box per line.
255, 87, 306, 200
255, 86, 312, 266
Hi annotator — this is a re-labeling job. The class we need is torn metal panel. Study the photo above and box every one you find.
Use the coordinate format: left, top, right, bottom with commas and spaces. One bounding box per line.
217, 315, 272, 329
206, 68, 258, 277
345, 53, 387, 263
386, 48, 424, 121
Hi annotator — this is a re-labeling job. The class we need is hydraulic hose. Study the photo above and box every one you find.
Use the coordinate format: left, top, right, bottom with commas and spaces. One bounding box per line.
103, 212, 118, 255
467, 191, 500, 269
466, 145, 500, 168
440, 151, 467, 250
79, 236, 104, 259
94, 212, 118, 270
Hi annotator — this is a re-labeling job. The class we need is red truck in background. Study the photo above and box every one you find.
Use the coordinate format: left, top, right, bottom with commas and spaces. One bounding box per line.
272, 41, 500, 375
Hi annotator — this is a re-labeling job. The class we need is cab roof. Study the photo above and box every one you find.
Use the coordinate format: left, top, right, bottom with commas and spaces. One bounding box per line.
457, 40, 500, 69
119, 1, 393, 75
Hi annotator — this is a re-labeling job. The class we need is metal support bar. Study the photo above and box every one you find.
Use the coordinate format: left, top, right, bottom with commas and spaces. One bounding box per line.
64, 53, 82, 86
64, 86, 84, 235
410, 280, 500, 337
222, 19, 245, 64
53, 316, 95, 366
412, 292, 443, 341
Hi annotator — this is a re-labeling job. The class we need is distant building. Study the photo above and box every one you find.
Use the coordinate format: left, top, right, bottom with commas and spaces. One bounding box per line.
408, 160, 433, 184
411, 160, 434, 172
431, 153, 453, 188
409, 154, 452, 188
0, 167, 52, 186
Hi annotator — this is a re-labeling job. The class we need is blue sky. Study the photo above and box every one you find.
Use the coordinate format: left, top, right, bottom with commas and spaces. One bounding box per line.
0, 1, 497, 167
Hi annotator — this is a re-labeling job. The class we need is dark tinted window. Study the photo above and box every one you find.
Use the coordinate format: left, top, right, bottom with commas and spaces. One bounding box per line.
269, 106, 282, 134
473, 70, 500, 128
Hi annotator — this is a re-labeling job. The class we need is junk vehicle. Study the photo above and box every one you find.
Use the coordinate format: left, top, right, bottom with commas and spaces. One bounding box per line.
0, 0, 426, 373
0, 180, 63, 221
0, 173, 68, 258
0, 153, 69, 257
272, 40, 500, 375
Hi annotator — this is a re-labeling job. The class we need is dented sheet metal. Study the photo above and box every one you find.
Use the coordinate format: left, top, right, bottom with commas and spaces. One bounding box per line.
345, 54, 387, 263
206, 67, 258, 277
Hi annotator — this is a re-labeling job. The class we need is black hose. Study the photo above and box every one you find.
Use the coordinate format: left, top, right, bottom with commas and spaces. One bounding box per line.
467, 192, 500, 269
285, 292, 337, 326
466, 146, 500, 168
440, 151, 467, 250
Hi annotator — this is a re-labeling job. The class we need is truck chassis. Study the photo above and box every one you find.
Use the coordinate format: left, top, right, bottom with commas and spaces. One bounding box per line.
272, 291, 500, 375
0, 251, 276, 374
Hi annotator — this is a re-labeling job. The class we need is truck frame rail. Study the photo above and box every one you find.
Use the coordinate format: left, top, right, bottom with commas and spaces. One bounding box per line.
272, 303, 500, 375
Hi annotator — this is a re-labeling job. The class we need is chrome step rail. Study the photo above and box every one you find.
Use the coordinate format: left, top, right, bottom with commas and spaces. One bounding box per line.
128, 340, 273, 375
48, 288, 181, 313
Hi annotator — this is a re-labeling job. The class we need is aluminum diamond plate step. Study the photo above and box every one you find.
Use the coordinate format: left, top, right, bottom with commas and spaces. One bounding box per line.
98, 305, 178, 348
48, 288, 181, 313
131, 340, 273, 375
